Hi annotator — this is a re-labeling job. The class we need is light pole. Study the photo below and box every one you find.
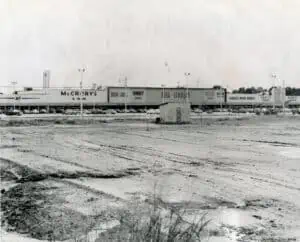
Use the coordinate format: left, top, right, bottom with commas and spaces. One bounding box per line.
78, 68, 86, 118
125, 77, 128, 112
11, 81, 17, 110
220, 88, 223, 110
282, 79, 285, 114
184, 72, 191, 103
271, 73, 277, 110
163, 61, 170, 103
119, 76, 128, 112
161, 84, 166, 103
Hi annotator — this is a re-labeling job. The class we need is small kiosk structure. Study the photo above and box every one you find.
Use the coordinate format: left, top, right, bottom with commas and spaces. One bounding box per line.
159, 102, 191, 124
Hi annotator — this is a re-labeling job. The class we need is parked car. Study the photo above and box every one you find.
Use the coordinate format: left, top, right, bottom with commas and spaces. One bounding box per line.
91, 109, 105, 114
83, 109, 92, 114
193, 108, 203, 113
147, 109, 160, 114
56, 108, 65, 114
270, 109, 278, 115
49, 108, 56, 114
65, 109, 78, 115
32, 109, 39, 114
5, 109, 22, 116
39, 109, 47, 114
128, 108, 137, 113
23, 109, 32, 114
105, 109, 117, 114
146, 109, 155, 114
136, 109, 144, 113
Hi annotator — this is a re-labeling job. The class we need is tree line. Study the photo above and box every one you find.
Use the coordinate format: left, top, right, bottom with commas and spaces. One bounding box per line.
230, 87, 300, 96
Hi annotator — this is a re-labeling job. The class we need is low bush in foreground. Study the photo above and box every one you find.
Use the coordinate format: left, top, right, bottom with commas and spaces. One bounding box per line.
96, 198, 210, 242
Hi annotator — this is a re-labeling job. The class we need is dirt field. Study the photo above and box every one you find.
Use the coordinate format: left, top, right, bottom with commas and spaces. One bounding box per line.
1, 116, 299, 241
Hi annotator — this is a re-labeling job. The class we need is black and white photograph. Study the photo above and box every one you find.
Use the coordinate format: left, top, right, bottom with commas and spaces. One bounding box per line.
0, 0, 300, 241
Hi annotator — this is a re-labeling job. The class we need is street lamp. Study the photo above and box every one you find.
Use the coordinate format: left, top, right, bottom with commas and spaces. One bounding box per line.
282, 79, 285, 114
270, 73, 277, 110
119, 76, 128, 112
161, 84, 166, 103
11, 81, 17, 110
184, 72, 191, 103
220, 88, 223, 110
78, 68, 86, 118
271, 74, 286, 113
163, 61, 170, 104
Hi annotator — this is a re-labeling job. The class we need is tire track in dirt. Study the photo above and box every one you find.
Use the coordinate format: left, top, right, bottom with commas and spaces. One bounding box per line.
237, 139, 300, 147
101, 129, 203, 145
65, 139, 200, 180
17, 148, 104, 172
218, 166, 300, 192
80, 140, 208, 168
0, 156, 140, 184
81, 138, 239, 172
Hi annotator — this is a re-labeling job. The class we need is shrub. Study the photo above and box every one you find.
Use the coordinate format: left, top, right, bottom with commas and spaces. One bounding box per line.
97, 197, 210, 242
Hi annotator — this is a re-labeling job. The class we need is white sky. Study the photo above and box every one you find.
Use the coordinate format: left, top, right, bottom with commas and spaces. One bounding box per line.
0, 0, 300, 90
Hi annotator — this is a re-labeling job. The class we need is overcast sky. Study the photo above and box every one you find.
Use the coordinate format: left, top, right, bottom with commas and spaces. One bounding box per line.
1, 0, 300, 90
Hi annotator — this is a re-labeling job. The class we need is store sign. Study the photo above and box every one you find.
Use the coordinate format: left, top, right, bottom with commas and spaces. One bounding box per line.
161, 91, 190, 99
61, 90, 97, 96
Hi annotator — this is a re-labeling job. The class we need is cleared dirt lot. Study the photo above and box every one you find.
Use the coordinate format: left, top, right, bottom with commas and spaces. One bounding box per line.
1, 116, 300, 241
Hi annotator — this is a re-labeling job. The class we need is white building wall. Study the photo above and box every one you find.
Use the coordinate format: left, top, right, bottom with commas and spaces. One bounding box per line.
0, 88, 108, 106
108, 87, 222, 106
227, 93, 261, 105
227, 91, 288, 106
286, 96, 300, 105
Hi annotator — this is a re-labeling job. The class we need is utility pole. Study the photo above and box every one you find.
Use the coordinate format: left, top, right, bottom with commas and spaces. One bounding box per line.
78, 68, 86, 119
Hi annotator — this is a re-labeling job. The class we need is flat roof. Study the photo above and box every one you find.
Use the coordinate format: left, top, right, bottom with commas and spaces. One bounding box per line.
107, 86, 218, 90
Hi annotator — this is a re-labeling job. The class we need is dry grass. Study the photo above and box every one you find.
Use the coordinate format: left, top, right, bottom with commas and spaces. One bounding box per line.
97, 196, 210, 242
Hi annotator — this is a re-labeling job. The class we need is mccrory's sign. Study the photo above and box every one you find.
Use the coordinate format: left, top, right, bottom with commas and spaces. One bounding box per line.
61, 90, 97, 96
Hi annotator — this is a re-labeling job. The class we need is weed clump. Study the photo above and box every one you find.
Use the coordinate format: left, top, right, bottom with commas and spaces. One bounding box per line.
97, 197, 210, 242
